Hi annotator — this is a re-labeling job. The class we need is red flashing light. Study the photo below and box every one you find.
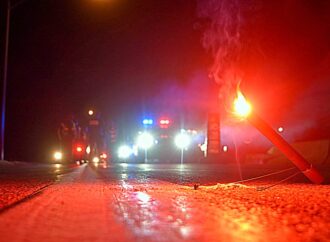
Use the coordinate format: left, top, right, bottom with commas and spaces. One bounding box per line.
160, 119, 170, 125
159, 118, 171, 128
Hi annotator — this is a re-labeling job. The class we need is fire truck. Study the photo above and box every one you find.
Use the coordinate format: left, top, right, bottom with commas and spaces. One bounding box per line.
52, 111, 111, 164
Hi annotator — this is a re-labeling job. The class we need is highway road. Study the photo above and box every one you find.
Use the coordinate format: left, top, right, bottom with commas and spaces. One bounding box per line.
0, 161, 329, 242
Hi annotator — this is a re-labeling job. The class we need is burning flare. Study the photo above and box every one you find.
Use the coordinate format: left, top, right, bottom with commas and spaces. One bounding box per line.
233, 90, 252, 117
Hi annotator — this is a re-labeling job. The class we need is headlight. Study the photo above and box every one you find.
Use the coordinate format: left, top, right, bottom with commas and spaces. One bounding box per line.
53, 151, 63, 161
86, 146, 91, 154
175, 133, 191, 149
137, 133, 154, 149
118, 145, 132, 159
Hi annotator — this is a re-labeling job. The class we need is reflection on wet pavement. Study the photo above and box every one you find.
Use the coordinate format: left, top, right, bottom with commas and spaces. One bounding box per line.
93, 163, 330, 242
1, 162, 329, 241
114, 176, 196, 241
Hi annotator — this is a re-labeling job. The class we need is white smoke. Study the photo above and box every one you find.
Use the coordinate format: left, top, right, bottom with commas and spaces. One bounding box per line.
197, 0, 256, 102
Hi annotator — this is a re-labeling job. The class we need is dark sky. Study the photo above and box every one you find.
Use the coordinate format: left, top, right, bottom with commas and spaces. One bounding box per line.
1, 0, 212, 161
0, 0, 329, 161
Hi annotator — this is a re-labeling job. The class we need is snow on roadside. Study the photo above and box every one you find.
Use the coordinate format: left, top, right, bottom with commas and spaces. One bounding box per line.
0, 160, 28, 166
194, 183, 253, 190
0, 179, 53, 210
0, 162, 55, 210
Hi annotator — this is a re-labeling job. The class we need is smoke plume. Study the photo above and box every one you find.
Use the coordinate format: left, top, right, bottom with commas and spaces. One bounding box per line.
198, 0, 330, 140
197, 0, 256, 102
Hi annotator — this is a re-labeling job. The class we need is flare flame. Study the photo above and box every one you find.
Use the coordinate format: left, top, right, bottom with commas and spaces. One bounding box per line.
233, 90, 251, 117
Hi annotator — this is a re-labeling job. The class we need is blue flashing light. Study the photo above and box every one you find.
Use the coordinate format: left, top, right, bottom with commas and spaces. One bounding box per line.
142, 119, 153, 125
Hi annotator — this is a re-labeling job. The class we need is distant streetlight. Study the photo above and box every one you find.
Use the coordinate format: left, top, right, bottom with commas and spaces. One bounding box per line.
88, 109, 94, 116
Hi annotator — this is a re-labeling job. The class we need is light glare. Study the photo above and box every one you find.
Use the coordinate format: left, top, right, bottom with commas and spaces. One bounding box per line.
93, 156, 100, 163
118, 145, 132, 159
143, 119, 153, 125
137, 133, 154, 149
160, 119, 170, 125
175, 133, 191, 149
53, 151, 63, 161
234, 91, 251, 117
136, 191, 150, 203
100, 153, 107, 159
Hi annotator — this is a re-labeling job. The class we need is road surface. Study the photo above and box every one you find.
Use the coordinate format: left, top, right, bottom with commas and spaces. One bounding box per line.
0, 161, 329, 242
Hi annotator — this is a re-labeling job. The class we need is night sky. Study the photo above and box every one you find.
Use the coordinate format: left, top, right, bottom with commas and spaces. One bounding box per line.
0, 0, 329, 161
1, 0, 211, 161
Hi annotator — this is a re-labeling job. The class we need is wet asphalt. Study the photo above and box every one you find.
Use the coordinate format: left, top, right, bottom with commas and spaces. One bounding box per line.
0, 161, 329, 241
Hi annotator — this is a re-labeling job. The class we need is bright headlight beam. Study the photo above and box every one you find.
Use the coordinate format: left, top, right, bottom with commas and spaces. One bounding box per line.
53, 151, 63, 161
137, 133, 154, 149
86, 146, 91, 154
175, 133, 191, 149
118, 145, 132, 159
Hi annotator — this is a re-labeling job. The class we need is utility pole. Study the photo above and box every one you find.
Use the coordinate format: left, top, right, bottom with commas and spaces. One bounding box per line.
1, 0, 11, 160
